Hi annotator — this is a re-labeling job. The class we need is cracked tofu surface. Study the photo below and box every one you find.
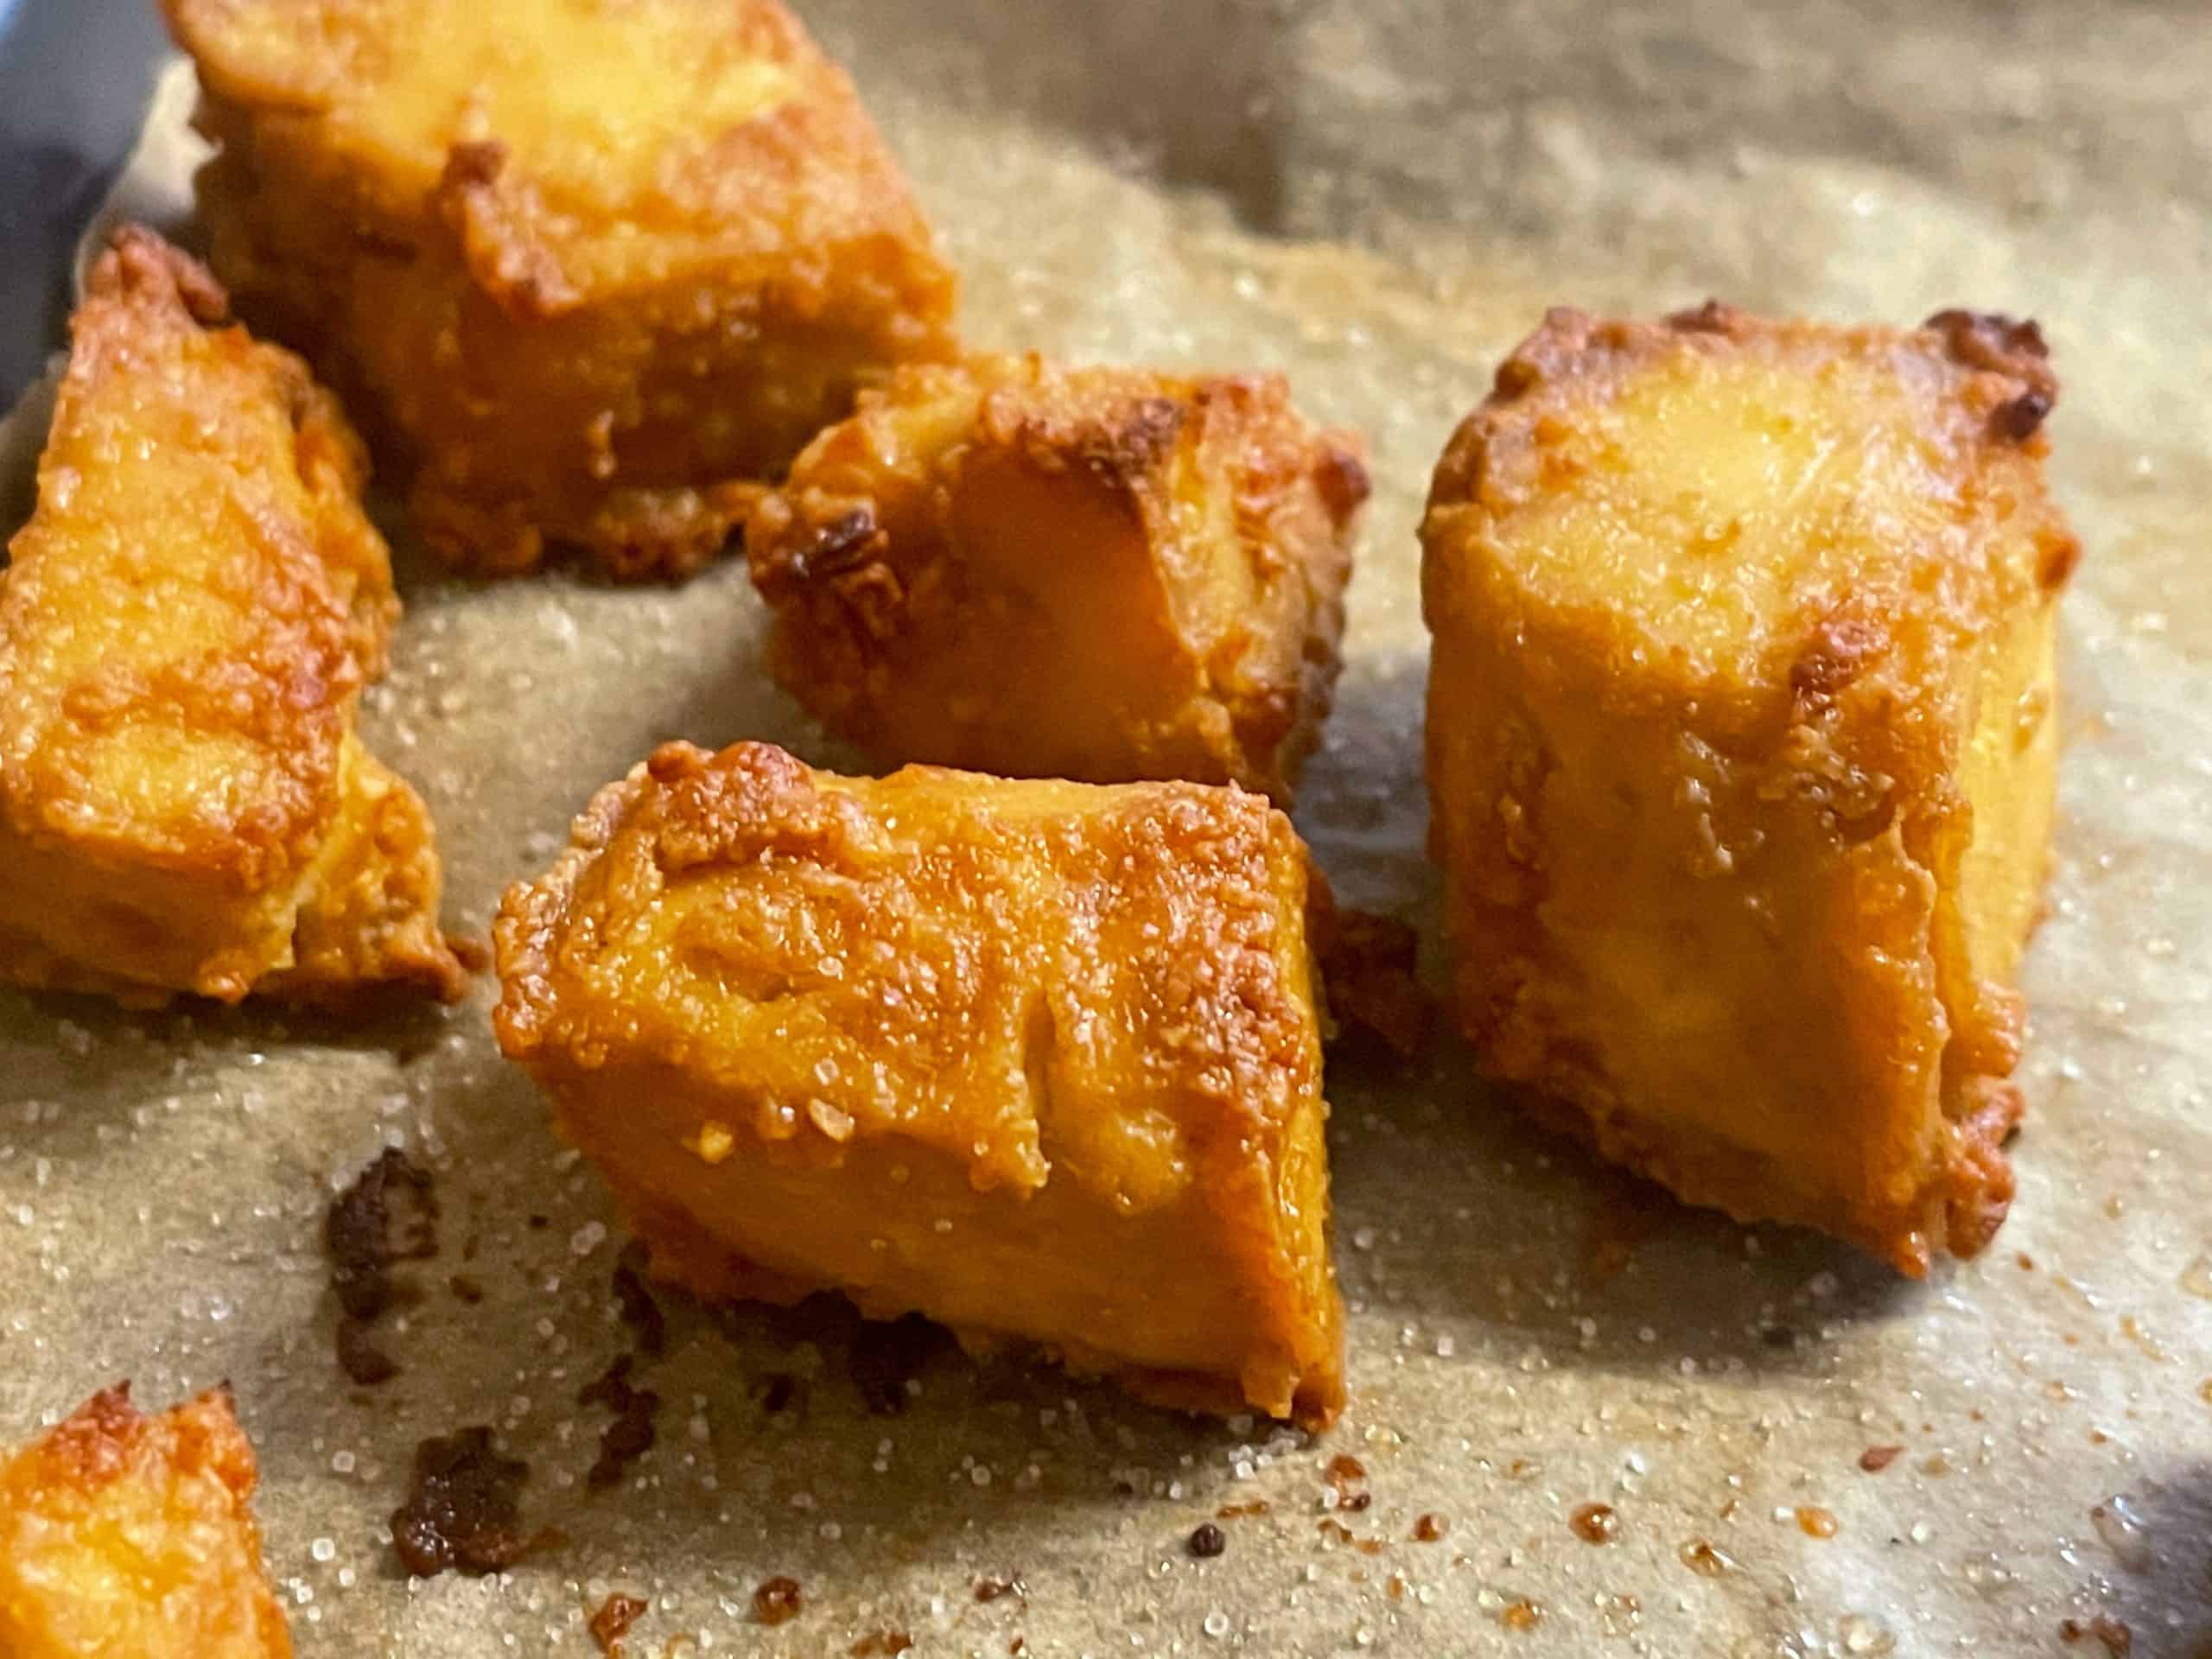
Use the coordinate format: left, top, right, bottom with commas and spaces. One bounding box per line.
164, 0, 959, 579
495, 740, 1344, 1424
1421, 302, 2079, 1274
747, 354, 1368, 804
0, 1385, 290, 1659
0, 226, 466, 1007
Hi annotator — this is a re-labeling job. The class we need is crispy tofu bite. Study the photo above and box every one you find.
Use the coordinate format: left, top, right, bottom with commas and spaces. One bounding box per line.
747, 354, 1368, 805
0, 226, 467, 1007
163, 0, 959, 580
0, 1384, 291, 1658
1421, 302, 2079, 1274
495, 741, 1344, 1424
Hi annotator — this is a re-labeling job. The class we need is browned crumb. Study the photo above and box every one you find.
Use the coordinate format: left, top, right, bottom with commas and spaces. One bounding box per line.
1316, 1518, 1385, 1555
2060, 1615, 2133, 1656
1312, 900, 1430, 1059
1325, 1452, 1370, 1511
1569, 1502, 1620, 1543
390, 1428, 537, 1577
851, 1635, 915, 1657
578, 1355, 659, 1491
1187, 1522, 1228, 1559
1413, 1511, 1448, 1541
611, 1245, 667, 1357
753, 1373, 802, 1416
849, 1315, 949, 1416
1502, 1599, 1544, 1631
325, 1148, 437, 1384
1859, 1444, 1904, 1472
1679, 1539, 1735, 1576
588, 1592, 647, 1656
753, 1576, 804, 1626
1216, 1500, 1271, 1520
973, 1576, 1027, 1603
1795, 1505, 1839, 1538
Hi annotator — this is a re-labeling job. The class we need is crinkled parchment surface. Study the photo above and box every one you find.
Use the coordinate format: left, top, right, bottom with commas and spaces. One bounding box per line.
1, 5, 2208, 1655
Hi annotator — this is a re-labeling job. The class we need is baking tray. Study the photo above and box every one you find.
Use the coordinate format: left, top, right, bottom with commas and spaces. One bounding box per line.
1, 2, 2209, 1655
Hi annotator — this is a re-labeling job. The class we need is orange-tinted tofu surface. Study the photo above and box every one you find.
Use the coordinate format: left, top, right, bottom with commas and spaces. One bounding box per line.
0, 226, 466, 1006
0, 1384, 291, 1659
1421, 302, 2079, 1274
496, 740, 1344, 1423
747, 353, 1367, 804
165, 0, 959, 578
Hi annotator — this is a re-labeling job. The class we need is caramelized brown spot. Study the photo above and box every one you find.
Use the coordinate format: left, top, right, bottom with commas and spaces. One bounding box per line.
851, 1635, 915, 1656
2060, 1615, 2133, 1655
1502, 1598, 1544, 1631
327, 1147, 437, 1317
1187, 1522, 1228, 1559
1993, 387, 2055, 442
578, 1354, 660, 1490
325, 1149, 441, 1384
785, 507, 880, 584
1796, 1505, 1839, 1538
974, 1576, 1027, 1603
335, 1316, 400, 1385
448, 1273, 486, 1305
1569, 1502, 1620, 1543
442, 139, 507, 188
1314, 443, 1373, 522
1668, 299, 1739, 334
1414, 1511, 1448, 1541
1679, 1538, 1735, 1576
612, 1244, 667, 1357
753, 1576, 804, 1626
1859, 1444, 1904, 1473
2037, 530, 2083, 589
1216, 1500, 1271, 1519
391, 1427, 537, 1578
589, 1592, 647, 1656
1789, 613, 1884, 702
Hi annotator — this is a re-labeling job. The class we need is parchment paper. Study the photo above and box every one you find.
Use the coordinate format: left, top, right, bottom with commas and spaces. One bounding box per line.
3, 5, 2209, 1655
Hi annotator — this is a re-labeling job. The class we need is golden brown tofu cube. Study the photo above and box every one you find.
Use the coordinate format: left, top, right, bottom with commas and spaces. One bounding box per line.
0, 226, 466, 1007
747, 354, 1369, 804
495, 740, 1344, 1423
163, 0, 959, 580
1421, 302, 2080, 1274
0, 1385, 291, 1658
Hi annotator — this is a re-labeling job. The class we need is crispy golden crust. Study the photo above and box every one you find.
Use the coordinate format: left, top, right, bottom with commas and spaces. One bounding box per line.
164, 0, 959, 580
747, 353, 1367, 805
0, 1385, 291, 1658
1421, 302, 2078, 1274
495, 741, 1344, 1424
0, 226, 467, 1006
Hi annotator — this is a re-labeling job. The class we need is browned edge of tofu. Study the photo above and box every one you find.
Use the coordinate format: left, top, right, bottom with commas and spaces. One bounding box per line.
493, 740, 1346, 1427
0, 226, 471, 1007
162, 0, 960, 582
746, 353, 1369, 805
1421, 301, 2078, 1275
0, 1383, 292, 1658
